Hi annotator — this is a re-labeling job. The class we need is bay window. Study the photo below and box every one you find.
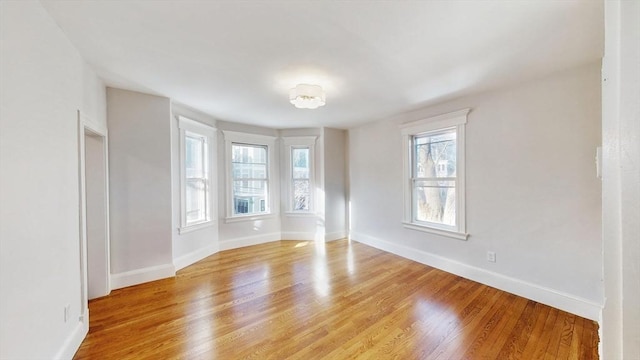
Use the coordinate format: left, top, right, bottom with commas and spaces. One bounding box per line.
223, 131, 277, 221
283, 136, 316, 214
178, 116, 215, 234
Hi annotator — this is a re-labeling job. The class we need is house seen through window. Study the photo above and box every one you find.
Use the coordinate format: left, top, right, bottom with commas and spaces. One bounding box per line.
232, 143, 268, 215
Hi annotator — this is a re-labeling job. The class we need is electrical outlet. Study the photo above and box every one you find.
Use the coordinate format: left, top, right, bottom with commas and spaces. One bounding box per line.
487, 251, 496, 263
64, 304, 70, 323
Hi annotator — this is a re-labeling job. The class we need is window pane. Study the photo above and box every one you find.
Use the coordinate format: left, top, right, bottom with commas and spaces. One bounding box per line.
234, 198, 249, 214
415, 131, 456, 178
233, 180, 268, 215
232, 144, 267, 164
292, 148, 310, 179
185, 135, 205, 178
230, 142, 269, 216
232, 163, 267, 179
293, 179, 310, 211
184, 132, 208, 226
186, 178, 206, 224
414, 180, 456, 226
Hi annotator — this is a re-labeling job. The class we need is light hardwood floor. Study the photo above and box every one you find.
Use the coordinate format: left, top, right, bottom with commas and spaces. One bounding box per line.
74, 239, 599, 359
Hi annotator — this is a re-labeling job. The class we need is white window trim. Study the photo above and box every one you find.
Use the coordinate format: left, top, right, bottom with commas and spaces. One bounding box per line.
178, 116, 216, 235
400, 108, 470, 240
283, 136, 317, 215
223, 130, 278, 223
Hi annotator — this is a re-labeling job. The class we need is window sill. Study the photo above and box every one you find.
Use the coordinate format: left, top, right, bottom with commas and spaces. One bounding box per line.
225, 213, 276, 224
179, 220, 215, 235
402, 222, 469, 240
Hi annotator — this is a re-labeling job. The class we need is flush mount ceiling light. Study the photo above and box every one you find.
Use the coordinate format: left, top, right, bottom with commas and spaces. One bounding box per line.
289, 84, 326, 109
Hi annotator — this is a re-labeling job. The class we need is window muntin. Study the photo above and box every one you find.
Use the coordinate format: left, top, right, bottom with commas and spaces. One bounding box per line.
292, 147, 311, 211
412, 129, 457, 226
231, 143, 269, 216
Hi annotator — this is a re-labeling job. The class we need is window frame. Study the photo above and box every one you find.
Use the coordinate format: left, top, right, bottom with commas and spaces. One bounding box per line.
283, 136, 317, 215
230, 142, 269, 216
400, 109, 469, 240
223, 130, 277, 223
178, 116, 216, 234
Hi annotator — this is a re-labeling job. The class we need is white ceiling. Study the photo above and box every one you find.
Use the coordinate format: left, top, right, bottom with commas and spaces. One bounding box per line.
42, 1, 603, 129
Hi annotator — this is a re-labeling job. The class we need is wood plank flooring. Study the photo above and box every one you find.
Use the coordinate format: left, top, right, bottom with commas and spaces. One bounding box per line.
74, 239, 599, 359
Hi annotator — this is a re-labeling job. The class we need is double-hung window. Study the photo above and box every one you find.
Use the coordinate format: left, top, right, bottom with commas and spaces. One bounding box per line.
292, 147, 311, 211
178, 116, 215, 234
283, 136, 316, 213
401, 109, 469, 240
223, 131, 277, 221
231, 143, 268, 215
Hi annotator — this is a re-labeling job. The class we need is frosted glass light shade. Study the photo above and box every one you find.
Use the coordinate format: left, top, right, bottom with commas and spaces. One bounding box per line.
289, 84, 326, 109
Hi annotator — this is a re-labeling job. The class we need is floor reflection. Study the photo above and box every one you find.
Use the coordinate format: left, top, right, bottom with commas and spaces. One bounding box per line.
347, 242, 355, 275
77, 240, 598, 359
414, 297, 462, 349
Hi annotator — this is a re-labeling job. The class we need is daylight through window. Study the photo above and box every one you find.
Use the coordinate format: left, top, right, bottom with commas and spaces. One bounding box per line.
185, 134, 208, 224
178, 116, 215, 234
413, 129, 457, 226
232, 143, 269, 215
401, 109, 468, 240
292, 147, 311, 211
283, 136, 316, 214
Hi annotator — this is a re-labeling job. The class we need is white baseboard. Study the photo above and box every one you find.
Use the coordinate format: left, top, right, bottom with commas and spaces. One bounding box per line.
174, 244, 219, 271
219, 232, 282, 251
54, 315, 88, 360
325, 230, 347, 242
279, 230, 347, 242
351, 231, 602, 321
281, 231, 317, 241
110, 263, 176, 290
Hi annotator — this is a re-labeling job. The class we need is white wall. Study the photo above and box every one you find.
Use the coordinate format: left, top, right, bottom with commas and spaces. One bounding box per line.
0, 2, 106, 358
323, 128, 348, 241
349, 62, 603, 320
216, 121, 282, 249
107, 88, 174, 288
601, 0, 640, 358
171, 103, 219, 270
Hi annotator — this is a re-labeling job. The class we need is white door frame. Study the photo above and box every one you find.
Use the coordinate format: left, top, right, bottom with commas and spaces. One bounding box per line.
77, 110, 111, 322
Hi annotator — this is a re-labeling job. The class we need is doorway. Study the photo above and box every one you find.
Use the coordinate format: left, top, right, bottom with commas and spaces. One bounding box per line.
78, 113, 111, 312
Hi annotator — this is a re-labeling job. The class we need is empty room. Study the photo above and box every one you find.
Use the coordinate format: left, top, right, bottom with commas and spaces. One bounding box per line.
1, 1, 638, 359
